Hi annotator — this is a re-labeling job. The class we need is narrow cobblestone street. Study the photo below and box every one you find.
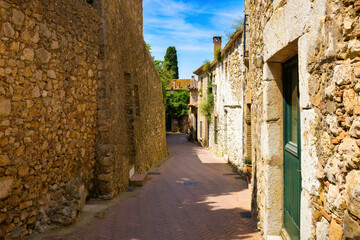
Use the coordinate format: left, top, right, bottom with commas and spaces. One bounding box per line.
45, 134, 260, 240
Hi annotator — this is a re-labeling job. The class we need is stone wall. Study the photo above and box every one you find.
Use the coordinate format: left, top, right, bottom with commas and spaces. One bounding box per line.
94, 0, 167, 200
245, 0, 360, 238
309, 1, 360, 237
0, 0, 167, 238
244, 0, 272, 234
196, 73, 210, 147
208, 32, 245, 169
0, 1, 100, 237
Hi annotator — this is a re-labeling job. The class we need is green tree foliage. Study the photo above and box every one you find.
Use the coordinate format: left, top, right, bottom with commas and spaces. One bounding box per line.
147, 44, 188, 118
164, 46, 179, 79
166, 90, 190, 117
147, 44, 173, 99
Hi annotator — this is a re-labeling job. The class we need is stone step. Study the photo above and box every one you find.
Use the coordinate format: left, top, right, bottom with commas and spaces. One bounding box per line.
130, 174, 148, 187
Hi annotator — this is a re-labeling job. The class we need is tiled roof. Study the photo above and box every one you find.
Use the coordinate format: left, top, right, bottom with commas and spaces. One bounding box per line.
166, 79, 192, 90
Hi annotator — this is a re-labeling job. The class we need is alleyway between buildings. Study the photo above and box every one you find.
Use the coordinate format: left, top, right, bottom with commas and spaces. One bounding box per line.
43, 134, 260, 240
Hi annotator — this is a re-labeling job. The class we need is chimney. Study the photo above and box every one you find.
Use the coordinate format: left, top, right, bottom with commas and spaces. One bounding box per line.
213, 36, 222, 60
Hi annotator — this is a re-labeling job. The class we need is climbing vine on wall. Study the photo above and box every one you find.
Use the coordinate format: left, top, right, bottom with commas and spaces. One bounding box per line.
200, 74, 214, 122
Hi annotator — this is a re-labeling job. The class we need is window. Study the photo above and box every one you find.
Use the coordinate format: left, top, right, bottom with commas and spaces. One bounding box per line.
200, 121, 203, 138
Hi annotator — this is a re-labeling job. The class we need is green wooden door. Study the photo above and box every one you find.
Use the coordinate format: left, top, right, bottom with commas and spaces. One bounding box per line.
283, 57, 301, 239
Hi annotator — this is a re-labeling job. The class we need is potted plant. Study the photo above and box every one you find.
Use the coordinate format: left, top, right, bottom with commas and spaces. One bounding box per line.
244, 156, 252, 174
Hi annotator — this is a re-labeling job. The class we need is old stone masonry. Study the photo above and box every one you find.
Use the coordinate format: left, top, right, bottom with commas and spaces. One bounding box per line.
0, 0, 167, 239
192, 0, 360, 239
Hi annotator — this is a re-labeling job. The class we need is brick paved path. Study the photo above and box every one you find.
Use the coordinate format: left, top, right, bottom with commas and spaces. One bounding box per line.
47, 134, 260, 240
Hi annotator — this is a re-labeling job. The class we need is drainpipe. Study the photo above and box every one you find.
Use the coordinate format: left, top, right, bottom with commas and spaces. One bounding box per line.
243, 13, 249, 58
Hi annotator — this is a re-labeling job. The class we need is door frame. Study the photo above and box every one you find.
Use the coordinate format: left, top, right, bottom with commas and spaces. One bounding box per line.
282, 56, 301, 239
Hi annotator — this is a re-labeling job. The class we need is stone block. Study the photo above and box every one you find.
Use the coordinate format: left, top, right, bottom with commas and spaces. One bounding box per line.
260, 121, 283, 166
339, 136, 360, 168
19, 201, 32, 210
263, 165, 283, 236
263, 62, 282, 81
333, 60, 353, 86
301, 109, 320, 194
32, 87, 41, 98
47, 70, 56, 79
263, 80, 282, 121
14, 146, 25, 157
264, 8, 287, 62
325, 156, 340, 184
298, 33, 312, 109
343, 89, 356, 114
18, 164, 29, 177
36, 48, 51, 63
329, 219, 343, 240
130, 174, 148, 187
326, 114, 341, 136
349, 117, 360, 138
23, 48, 34, 62
355, 63, 360, 78
0, 155, 10, 166
0, 176, 14, 200
345, 170, 360, 219
284, 0, 311, 44
301, 190, 315, 239
349, 39, 360, 58
3, 22, 15, 38
343, 211, 360, 239
12, 9, 24, 26
316, 217, 330, 240
0, 98, 11, 116
327, 184, 345, 218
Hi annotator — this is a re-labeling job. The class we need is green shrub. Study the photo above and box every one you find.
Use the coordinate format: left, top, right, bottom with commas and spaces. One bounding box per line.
199, 79, 214, 122
244, 156, 252, 165
214, 47, 222, 62
202, 61, 211, 73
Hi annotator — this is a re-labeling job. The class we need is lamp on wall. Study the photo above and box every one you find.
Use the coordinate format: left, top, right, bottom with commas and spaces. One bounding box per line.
170, 87, 174, 96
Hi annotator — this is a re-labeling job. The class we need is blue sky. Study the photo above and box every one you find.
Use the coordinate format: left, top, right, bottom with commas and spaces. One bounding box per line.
143, 0, 245, 79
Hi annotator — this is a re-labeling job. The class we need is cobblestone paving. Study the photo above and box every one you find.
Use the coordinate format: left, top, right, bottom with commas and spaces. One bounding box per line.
46, 134, 260, 240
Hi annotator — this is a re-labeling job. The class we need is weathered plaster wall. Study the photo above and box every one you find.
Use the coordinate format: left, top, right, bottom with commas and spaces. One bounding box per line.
246, 0, 360, 238
208, 36, 245, 169
0, 0, 167, 238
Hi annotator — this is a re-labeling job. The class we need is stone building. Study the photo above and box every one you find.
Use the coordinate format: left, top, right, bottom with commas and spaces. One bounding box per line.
194, 32, 246, 169
165, 78, 191, 132
245, 0, 360, 239
187, 77, 198, 142
0, 0, 167, 238
193, 64, 210, 147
